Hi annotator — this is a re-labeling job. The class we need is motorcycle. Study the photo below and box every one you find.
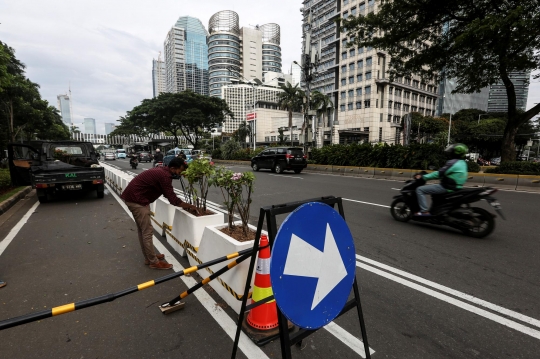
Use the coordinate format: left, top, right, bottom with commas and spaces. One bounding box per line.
130, 158, 138, 169
390, 175, 504, 238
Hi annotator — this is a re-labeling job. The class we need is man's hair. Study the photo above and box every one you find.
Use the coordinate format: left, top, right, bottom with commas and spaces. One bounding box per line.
168, 157, 187, 169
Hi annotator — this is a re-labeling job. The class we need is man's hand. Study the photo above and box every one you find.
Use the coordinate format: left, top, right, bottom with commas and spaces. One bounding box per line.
181, 203, 201, 216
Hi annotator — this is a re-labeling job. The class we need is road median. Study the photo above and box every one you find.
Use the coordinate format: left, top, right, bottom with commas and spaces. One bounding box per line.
0, 187, 32, 215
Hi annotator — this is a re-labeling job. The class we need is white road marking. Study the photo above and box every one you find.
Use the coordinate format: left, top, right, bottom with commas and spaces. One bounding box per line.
324, 322, 374, 358
356, 254, 540, 329
268, 174, 303, 179
106, 184, 269, 359
343, 198, 390, 208
356, 260, 540, 340
0, 201, 40, 257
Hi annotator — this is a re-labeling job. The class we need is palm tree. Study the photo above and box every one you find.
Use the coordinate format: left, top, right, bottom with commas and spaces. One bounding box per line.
311, 91, 334, 145
277, 82, 303, 146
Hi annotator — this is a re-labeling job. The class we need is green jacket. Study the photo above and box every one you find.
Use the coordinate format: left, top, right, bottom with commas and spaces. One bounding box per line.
423, 159, 468, 190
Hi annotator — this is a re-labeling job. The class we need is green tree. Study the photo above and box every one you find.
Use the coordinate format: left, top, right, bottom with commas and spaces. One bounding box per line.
311, 90, 334, 128
233, 122, 252, 147
277, 82, 304, 146
343, 0, 540, 162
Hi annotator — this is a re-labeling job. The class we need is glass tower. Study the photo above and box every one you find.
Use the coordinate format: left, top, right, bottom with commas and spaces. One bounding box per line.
57, 94, 73, 126
487, 71, 530, 113
83, 118, 96, 135
208, 10, 241, 98
164, 16, 209, 95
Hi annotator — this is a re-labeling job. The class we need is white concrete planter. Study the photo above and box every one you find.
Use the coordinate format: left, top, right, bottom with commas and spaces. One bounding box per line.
165, 208, 224, 257
151, 197, 175, 237
188, 222, 266, 314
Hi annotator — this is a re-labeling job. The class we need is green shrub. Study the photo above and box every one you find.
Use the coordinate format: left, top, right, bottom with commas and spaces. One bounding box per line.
0, 169, 11, 188
467, 161, 480, 173
220, 140, 241, 160
211, 148, 222, 160
485, 161, 540, 175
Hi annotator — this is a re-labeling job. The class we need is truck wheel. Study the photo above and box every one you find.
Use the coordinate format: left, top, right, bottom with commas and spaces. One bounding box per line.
37, 195, 49, 204
97, 190, 104, 199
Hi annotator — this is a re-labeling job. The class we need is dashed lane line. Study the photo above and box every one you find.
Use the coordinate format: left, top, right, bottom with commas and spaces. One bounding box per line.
0, 201, 40, 257
343, 198, 391, 208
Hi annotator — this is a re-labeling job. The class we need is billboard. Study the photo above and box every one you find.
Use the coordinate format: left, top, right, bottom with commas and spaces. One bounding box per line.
246, 113, 256, 121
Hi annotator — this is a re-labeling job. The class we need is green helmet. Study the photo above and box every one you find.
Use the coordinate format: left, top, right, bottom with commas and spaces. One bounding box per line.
444, 143, 468, 159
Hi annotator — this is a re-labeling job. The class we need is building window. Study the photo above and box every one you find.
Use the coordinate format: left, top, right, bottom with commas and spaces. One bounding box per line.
388, 114, 392, 122
341, 65, 347, 73
265, 137, 269, 142
388, 100, 393, 109
364, 127, 369, 132
365, 86, 371, 94
349, 63, 355, 71
356, 88, 362, 96
342, 39, 347, 47
341, 78, 347, 86
342, 52, 347, 60
348, 103, 353, 110
341, 91, 346, 99
356, 101, 362, 109
340, 104, 346, 112
349, 48, 355, 57
405, 78, 411, 85
349, 76, 354, 84
379, 127, 382, 142
366, 57, 372, 66
351, 7, 357, 15
413, 80, 419, 88
343, 11, 349, 19
389, 87, 393, 95
364, 100, 371, 108
348, 89, 354, 97
365, 71, 372, 80
357, 74, 363, 82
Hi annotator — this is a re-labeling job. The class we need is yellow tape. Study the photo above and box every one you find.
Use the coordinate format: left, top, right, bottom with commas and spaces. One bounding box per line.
227, 260, 238, 269
252, 285, 275, 303
52, 303, 75, 316
137, 280, 155, 290
184, 267, 198, 275
226, 252, 239, 259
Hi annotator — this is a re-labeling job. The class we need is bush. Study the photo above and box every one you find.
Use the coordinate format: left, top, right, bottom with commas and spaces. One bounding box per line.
0, 169, 11, 189
467, 161, 480, 173
211, 148, 222, 160
485, 161, 540, 175
220, 140, 242, 160
310, 143, 447, 169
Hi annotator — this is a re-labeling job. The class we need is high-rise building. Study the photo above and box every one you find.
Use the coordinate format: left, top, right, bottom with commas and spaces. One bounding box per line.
164, 16, 209, 95
290, 62, 302, 86
104, 123, 115, 135
302, 0, 439, 145
83, 118, 96, 135
208, 10, 282, 98
487, 71, 530, 113
57, 94, 73, 126
436, 78, 489, 116
221, 83, 285, 134
152, 58, 166, 97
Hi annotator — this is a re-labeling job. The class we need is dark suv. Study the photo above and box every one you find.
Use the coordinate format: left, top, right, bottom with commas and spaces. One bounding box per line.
138, 152, 152, 162
251, 147, 307, 174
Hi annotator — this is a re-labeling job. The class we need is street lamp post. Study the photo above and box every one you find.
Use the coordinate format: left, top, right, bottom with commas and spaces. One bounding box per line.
478, 114, 489, 124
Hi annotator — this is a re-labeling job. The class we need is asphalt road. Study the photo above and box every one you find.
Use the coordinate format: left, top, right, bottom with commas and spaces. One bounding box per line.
1, 158, 539, 358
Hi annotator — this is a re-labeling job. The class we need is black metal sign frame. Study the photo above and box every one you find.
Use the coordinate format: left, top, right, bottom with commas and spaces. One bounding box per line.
231, 196, 371, 359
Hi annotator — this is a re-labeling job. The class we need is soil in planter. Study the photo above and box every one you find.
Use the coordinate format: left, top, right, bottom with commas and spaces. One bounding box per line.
189, 209, 216, 217
219, 226, 256, 242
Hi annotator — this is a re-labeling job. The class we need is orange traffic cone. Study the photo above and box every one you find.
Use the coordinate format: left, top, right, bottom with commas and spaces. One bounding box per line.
246, 234, 279, 330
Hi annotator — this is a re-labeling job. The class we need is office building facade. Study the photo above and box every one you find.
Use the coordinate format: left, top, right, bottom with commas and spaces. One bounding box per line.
302, 0, 439, 145
83, 118, 96, 135
152, 59, 166, 97
57, 94, 73, 127
487, 71, 530, 113
164, 16, 209, 95
436, 78, 489, 116
208, 10, 282, 98
104, 123, 115, 135
290, 62, 302, 86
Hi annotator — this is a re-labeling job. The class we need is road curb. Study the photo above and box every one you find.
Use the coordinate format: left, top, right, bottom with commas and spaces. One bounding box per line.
0, 186, 33, 216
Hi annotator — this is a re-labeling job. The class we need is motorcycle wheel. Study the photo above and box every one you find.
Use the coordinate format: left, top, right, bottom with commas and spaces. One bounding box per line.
390, 199, 412, 222
462, 207, 495, 238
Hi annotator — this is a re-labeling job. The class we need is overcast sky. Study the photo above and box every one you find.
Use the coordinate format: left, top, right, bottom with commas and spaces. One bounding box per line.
1, 1, 538, 134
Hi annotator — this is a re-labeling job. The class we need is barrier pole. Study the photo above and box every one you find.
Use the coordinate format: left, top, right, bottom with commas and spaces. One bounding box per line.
0, 248, 253, 331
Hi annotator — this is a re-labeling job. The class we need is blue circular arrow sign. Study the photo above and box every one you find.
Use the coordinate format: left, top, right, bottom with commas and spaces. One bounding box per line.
270, 202, 356, 329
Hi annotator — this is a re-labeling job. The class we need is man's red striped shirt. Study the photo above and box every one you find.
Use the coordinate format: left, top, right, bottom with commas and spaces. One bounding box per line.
121, 166, 183, 207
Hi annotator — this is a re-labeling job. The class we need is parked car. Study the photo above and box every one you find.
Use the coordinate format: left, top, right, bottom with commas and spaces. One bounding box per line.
104, 152, 116, 161
138, 151, 152, 162
251, 147, 307, 174
163, 148, 193, 166
490, 157, 501, 166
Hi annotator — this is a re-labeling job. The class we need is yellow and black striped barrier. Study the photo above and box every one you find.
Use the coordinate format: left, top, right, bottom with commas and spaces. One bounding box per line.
160, 249, 254, 311
0, 248, 253, 331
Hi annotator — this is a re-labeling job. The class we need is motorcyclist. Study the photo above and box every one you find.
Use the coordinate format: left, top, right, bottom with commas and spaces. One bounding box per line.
129, 152, 138, 166
414, 143, 469, 216
178, 150, 187, 160
153, 148, 164, 167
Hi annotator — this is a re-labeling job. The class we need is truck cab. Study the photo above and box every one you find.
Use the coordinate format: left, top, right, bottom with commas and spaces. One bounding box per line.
8, 141, 106, 203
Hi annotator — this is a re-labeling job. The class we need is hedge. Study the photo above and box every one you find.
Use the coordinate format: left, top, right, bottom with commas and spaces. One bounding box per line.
485, 161, 540, 175
0, 169, 11, 189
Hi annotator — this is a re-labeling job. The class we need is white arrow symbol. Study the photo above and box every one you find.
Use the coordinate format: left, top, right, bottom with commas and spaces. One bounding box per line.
283, 223, 348, 310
